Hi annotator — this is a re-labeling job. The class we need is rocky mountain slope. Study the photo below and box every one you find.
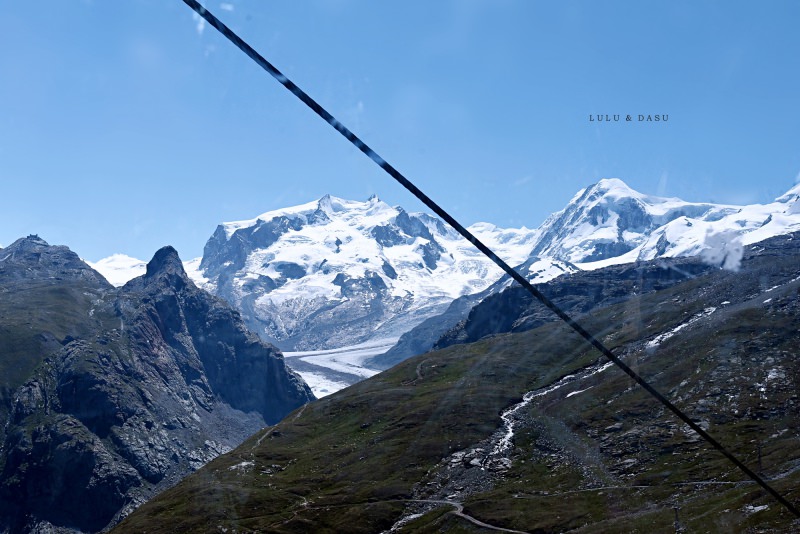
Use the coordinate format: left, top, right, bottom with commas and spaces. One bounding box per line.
367, 256, 579, 370
114, 231, 800, 533
432, 256, 713, 353
0, 237, 313, 533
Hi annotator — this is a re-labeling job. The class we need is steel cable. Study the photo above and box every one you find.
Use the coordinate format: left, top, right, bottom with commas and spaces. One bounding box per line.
181, 0, 800, 518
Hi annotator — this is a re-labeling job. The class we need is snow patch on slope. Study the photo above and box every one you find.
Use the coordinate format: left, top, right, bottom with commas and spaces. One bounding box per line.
646, 307, 717, 349
184, 257, 214, 290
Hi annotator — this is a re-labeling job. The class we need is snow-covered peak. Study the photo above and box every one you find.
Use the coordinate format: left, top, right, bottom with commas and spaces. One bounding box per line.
87, 254, 147, 287
583, 178, 728, 217
205, 194, 539, 302
562, 178, 651, 208
775, 183, 800, 213
590, 177, 644, 199
316, 194, 386, 216
197, 195, 543, 350
528, 178, 738, 264
468, 222, 539, 248
316, 193, 335, 214
550, 180, 800, 271
221, 199, 320, 239
221, 195, 397, 240
777, 181, 800, 200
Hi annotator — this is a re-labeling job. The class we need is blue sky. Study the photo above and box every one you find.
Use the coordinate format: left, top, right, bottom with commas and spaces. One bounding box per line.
1, 1, 798, 261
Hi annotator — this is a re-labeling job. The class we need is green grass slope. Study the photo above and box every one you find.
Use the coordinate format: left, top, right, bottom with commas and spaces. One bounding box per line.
116, 240, 800, 533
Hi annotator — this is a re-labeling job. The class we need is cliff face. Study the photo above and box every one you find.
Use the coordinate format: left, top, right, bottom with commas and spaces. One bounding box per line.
0, 239, 313, 533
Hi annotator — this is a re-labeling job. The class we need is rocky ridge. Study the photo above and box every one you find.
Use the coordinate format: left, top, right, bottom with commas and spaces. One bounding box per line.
0, 237, 313, 533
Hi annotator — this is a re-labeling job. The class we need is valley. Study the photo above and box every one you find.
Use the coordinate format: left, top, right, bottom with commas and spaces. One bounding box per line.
283, 338, 394, 397
93, 178, 800, 376
4, 2, 798, 531
4, 179, 800, 532
114, 231, 800, 533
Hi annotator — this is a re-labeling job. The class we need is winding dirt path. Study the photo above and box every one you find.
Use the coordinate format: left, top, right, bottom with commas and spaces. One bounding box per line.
387, 499, 530, 533
253, 402, 308, 449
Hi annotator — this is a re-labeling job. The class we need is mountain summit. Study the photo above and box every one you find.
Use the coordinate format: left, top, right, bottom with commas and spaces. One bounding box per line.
144, 245, 186, 279
527, 178, 737, 263
1, 234, 110, 286
525, 178, 800, 269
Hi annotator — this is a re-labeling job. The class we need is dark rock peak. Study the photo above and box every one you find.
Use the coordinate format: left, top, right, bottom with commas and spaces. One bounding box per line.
0, 237, 315, 532
120, 246, 192, 294
4, 234, 51, 253
144, 246, 188, 280
381, 260, 398, 280
333, 271, 388, 298
415, 212, 450, 236
395, 209, 437, 244
0, 235, 111, 288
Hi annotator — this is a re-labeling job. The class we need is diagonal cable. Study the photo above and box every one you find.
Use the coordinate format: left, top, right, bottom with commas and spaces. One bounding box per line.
181, 0, 800, 518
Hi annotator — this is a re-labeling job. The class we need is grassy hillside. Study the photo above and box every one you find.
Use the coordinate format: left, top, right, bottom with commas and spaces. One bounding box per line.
116, 241, 800, 533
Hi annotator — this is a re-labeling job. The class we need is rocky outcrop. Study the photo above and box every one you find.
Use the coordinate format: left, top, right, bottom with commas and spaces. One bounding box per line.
434, 257, 714, 350
0, 240, 313, 533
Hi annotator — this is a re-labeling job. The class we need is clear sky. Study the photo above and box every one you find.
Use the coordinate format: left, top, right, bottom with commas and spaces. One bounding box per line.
1, 1, 798, 262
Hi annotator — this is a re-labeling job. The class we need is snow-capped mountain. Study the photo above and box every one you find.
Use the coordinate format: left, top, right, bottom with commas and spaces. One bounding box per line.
372, 179, 800, 371
87, 253, 148, 287
195, 195, 542, 351
90, 179, 800, 372
527, 178, 800, 270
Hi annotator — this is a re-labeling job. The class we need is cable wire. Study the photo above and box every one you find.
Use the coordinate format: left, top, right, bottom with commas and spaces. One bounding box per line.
181, 0, 800, 518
